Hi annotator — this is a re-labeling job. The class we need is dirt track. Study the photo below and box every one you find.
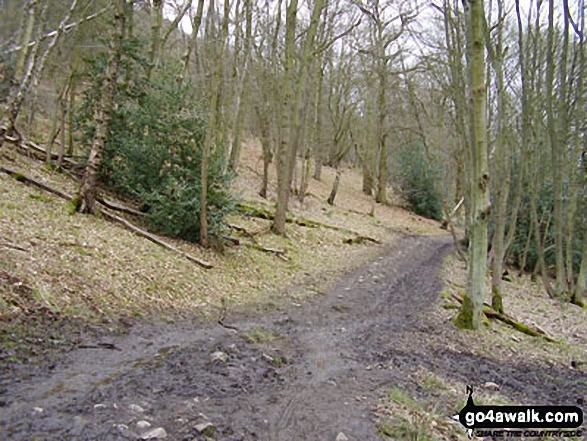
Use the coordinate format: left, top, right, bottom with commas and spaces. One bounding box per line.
1, 235, 585, 440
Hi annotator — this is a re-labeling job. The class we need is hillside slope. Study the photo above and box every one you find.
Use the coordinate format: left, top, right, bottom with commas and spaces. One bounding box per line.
0, 140, 443, 359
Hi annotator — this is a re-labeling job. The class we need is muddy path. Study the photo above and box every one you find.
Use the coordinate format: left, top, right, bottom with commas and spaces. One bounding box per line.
1, 235, 585, 441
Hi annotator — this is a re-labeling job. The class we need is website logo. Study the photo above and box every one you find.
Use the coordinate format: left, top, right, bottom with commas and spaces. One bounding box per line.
454, 386, 583, 438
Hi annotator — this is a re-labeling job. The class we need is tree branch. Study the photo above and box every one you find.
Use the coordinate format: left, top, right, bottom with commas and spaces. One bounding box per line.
1, 5, 112, 56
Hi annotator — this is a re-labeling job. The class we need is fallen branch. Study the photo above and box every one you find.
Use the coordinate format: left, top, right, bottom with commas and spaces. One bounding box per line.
1, 164, 144, 218
223, 235, 240, 246
100, 209, 213, 269
342, 235, 380, 245
0, 241, 29, 252
227, 222, 260, 245
237, 202, 382, 244
450, 293, 559, 343
18, 137, 82, 171
97, 196, 145, 217
2, 165, 212, 269
78, 342, 121, 351
242, 242, 287, 257
0, 164, 73, 200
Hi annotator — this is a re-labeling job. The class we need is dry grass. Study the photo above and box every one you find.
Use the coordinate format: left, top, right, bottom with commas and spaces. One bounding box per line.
0, 140, 443, 327
441, 254, 587, 363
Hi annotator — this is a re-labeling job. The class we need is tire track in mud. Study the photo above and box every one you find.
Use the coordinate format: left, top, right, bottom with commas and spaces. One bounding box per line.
0, 235, 455, 440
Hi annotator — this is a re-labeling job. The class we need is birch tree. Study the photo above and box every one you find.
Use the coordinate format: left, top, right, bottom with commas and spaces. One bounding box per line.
76, 0, 126, 213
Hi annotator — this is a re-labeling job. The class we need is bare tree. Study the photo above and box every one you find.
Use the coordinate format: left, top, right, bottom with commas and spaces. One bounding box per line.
272, 0, 326, 235
454, 0, 491, 329
352, 0, 414, 204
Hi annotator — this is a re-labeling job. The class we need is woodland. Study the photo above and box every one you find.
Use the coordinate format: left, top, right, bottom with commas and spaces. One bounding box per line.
2, 0, 585, 326
0, 0, 587, 439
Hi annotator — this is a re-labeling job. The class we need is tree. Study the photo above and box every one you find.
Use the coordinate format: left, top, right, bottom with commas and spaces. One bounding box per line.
454, 0, 490, 330
76, 0, 126, 214
228, 0, 253, 171
272, 0, 325, 235
353, 1, 400, 204
0, 0, 99, 149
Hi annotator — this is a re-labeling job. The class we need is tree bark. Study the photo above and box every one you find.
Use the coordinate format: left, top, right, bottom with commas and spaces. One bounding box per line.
546, 0, 567, 296
147, 0, 163, 79
327, 167, 341, 206
228, 0, 252, 171
454, 0, 490, 330
0, 0, 38, 149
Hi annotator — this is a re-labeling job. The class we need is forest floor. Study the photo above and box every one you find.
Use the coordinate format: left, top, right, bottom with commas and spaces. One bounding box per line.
0, 140, 586, 440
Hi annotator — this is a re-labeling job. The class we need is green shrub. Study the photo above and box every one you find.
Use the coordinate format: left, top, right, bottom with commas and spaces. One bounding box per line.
75, 38, 235, 244
397, 142, 443, 221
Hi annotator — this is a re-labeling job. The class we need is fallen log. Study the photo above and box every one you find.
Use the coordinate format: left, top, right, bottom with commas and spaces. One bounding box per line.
0, 164, 74, 200
18, 137, 83, 171
227, 222, 260, 244
97, 196, 145, 217
237, 202, 382, 244
1, 165, 145, 218
342, 235, 380, 245
450, 293, 559, 343
100, 210, 213, 269
242, 242, 286, 256
223, 235, 240, 246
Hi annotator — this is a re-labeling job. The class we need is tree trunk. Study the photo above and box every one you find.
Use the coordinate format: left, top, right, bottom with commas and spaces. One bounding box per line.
546, 0, 567, 296
375, 64, 388, 204
327, 167, 341, 206
0, 0, 38, 149
454, 0, 490, 330
488, 0, 508, 314
573, 233, 587, 307
147, 0, 163, 79
228, 0, 252, 172
256, 104, 272, 199
178, 0, 204, 84
76, 0, 125, 214
313, 64, 325, 181
273, 0, 324, 235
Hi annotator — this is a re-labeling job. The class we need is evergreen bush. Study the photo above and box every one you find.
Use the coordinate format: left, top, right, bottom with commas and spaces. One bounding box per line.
397, 142, 443, 221
75, 38, 235, 244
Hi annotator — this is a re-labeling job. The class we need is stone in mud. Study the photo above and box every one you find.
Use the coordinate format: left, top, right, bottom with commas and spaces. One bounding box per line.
141, 427, 167, 439
195, 421, 216, 437
211, 351, 229, 363
129, 403, 145, 413
137, 420, 152, 430
336, 432, 349, 440
483, 381, 500, 391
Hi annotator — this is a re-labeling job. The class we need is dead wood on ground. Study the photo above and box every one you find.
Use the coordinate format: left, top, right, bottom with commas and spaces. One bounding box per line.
450, 293, 559, 343
1, 165, 212, 269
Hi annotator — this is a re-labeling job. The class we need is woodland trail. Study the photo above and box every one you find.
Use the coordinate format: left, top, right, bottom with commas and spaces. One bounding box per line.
1, 235, 584, 440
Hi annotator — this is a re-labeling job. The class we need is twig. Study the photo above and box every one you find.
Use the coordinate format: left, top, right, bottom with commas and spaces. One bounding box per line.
0, 241, 29, 252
